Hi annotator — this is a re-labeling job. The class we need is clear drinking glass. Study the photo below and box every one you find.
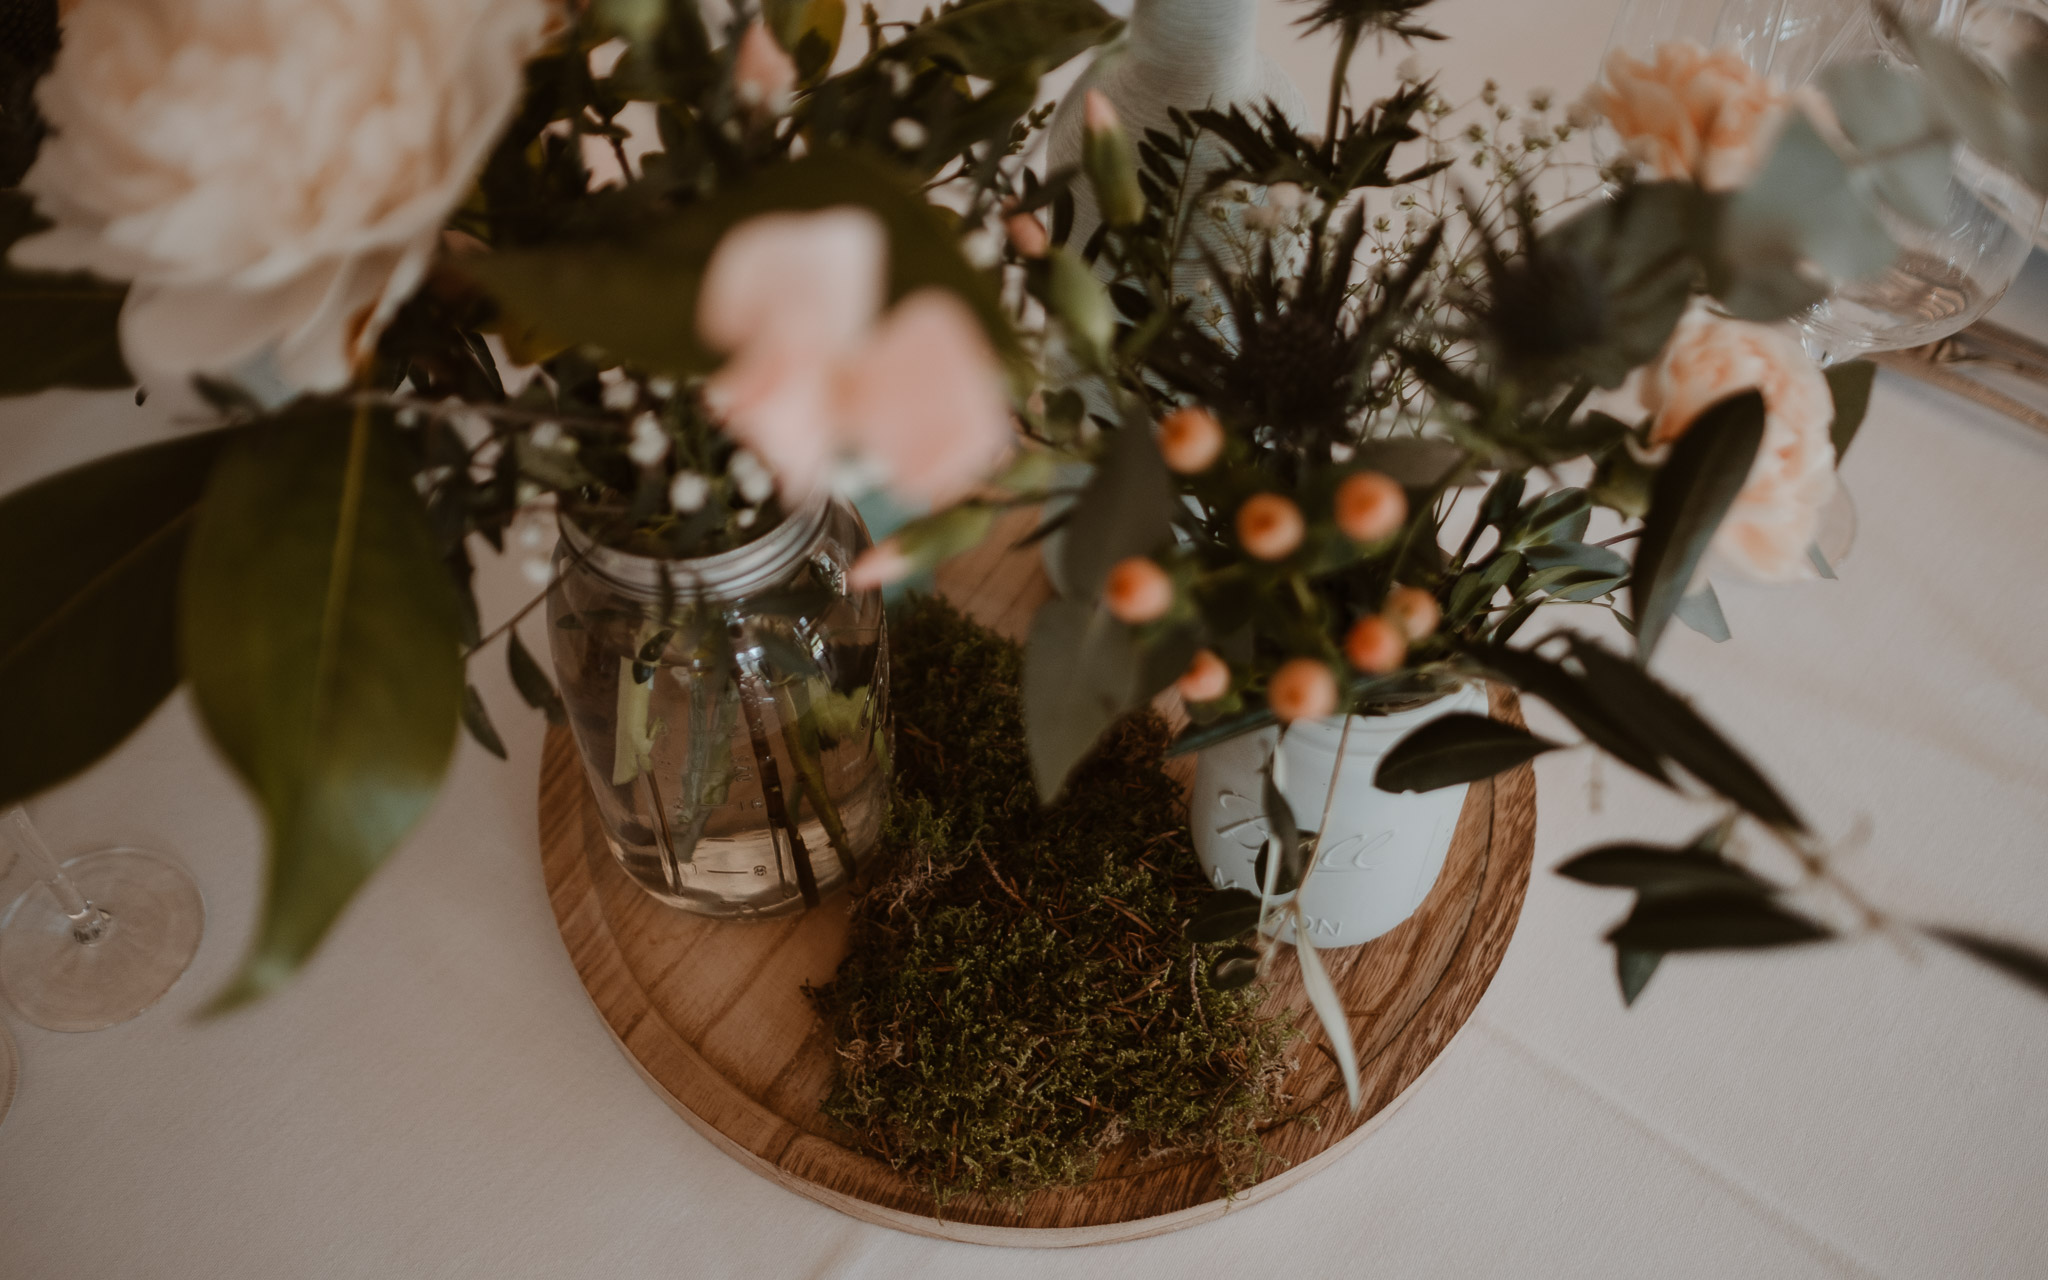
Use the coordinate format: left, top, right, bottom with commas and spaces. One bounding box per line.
546, 495, 890, 918
0, 807, 204, 1031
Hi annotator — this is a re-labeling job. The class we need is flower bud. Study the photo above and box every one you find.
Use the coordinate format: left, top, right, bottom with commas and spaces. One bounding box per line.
1104, 556, 1174, 624
1269, 659, 1338, 723
1335, 470, 1408, 543
1236, 492, 1304, 561
733, 22, 796, 117
1158, 406, 1224, 473
1004, 209, 1049, 259
1049, 247, 1114, 359
1383, 586, 1441, 641
1344, 615, 1407, 675
1176, 649, 1231, 703
1081, 89, 1144, 228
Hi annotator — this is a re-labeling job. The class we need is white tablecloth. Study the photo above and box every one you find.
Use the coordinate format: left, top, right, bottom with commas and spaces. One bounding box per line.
4, 3, 2046, 1275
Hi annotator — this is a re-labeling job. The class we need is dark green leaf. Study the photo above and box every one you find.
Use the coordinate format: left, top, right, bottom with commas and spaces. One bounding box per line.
1023, 597, 1137, 800
890, 0, 1119, 80
0, 428, 235, 805
1566, 637, 1805, 832
1373, 712, 1560, 792
183, 405, 465, 1010
1186, 889, 1262, 943
1471, 644, 1673, 786
1927, 927, 2048, 999
1824, 360, 1877, 462
508, 631, 567, 725
1607, 894, 1830, 951
1057, 420, 1174, 599
1254, 752, 1305, 895
0, 191, 132, 393
460, 685, 508, 760
1631, 390, 1765, 664
1557, 842, 1771, 898
1674, 581, 1731, 643
1165, 704, 1277, 757
1617, 947, 1662, 1006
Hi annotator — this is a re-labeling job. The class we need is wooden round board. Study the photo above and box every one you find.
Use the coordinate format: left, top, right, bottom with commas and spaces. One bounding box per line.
537, 511, 1538, 1247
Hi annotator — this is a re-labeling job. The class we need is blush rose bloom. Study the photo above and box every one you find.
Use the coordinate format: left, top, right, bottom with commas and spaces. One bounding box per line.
15, 0, 553, 391
1642, 307, 1839, 582
697, 206, 1014, 506
1593, 42, 1788, 191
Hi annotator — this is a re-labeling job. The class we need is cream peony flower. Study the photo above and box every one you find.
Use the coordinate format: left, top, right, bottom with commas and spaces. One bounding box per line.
1594, 42, 1788, 191
16, 0, 553, 392
1642, 307, 1838, 582
698, 207, 1014, 507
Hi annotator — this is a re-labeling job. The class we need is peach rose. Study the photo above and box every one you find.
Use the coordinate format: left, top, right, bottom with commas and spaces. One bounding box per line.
16, 0, 553, 391
1642, 307, 1838, 582
1594, 42, 1788, 191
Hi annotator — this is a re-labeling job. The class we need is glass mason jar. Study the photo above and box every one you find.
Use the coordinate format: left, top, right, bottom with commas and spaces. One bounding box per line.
546, 495, 890, 918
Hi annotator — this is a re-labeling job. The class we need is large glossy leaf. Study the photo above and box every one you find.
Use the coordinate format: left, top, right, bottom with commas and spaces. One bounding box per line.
1607, 894, 1830, 952
1023, 597, 1136, 800
1566, 637, 1806, 833
1557, 842, 1771, 898
1373, 713, 1560, 793
1630, 391, 1765, 664
466, 148, 1013, 377
183, 405, 464, 1009
0, 429, 234, 805
1471, 644, 1672, 786
0, 191, 131, 394
890, 0, 1118, 79
1927, 927, 2048, 999
1186, 888, 1262, 943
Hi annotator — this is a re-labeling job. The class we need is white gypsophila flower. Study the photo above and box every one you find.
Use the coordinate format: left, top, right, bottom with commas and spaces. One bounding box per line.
521, 554, 552, 586
1396, 55, 1423, 83
889, 118, 929, 150
729, 448, 776, 504
529, 421, 563, 451
886, 62, 913, 96
961, 227, 1001, 270
602, 379, 641, 411
668, 471, 710, 513
628, 412, 670, 466
646, 375, 677, 400
14, 0, 553, 393
736, 507, 758, 529
1330, 441, 1355, 462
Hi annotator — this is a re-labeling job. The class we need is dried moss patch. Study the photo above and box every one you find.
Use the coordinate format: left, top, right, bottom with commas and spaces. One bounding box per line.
809, 594, 1294, 1206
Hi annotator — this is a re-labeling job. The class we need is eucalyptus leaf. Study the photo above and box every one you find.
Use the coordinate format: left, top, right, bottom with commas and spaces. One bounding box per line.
0, 428, 235, 806
1617, 947, 1662, 1006
1822, 61, 1955, 229
1631, 390, 1765, 664
1373, 713, 1560, 793
1556, 842, 1771, 898
1607, 894, 1830, 952
183, 405, 465, 1010
1674, 581, 1731, 643
1566, 637, 1805, 833
1471, 644, 1672, 786
1926, 926, 2048, 998
1720, 114, 1895, 314
508, 631, 567, 725
1023, 597, 1137, 800
1295, 914, 1361, 1109
1824, 360, 1877, 462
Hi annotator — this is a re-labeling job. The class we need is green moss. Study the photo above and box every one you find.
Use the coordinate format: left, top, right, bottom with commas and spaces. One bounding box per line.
809, 595, 1294, 1206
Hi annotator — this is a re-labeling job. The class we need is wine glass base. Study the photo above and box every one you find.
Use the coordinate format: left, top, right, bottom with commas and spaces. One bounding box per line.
0, 849, 204, 1032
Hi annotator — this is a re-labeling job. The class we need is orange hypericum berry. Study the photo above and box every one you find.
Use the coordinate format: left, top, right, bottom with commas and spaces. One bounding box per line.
1268, 658, 1339, 724
1176, 649, 1232, 703
1158, 406, 1225, 473
1334, 471, 1408, 543
1004, 210, 1049, 259
1383, 585, 1441, 641
1104, 556, 1174, 623
1236, 492, 1305, 560
1344, 615, 1408, 675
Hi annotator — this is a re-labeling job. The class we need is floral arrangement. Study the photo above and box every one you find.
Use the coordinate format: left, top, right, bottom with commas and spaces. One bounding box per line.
0, 0, 1119, 1003
0, 0, 2044, 1060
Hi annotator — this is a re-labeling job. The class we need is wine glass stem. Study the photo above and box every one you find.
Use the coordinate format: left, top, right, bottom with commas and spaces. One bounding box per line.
4, 807, 109, 945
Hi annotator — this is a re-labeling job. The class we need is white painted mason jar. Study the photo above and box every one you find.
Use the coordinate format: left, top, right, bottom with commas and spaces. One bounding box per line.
1190, 682, 1490, 948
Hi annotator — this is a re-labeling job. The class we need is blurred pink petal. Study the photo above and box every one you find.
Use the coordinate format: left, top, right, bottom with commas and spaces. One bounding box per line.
733, 22, 797, 117
848, 540, 913, 591
837, 289, 1013, 506
696, 207, 885, 357
703, 341, 838, 499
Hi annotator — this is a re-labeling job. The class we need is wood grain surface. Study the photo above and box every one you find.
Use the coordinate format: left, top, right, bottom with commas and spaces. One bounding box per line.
538, 510, 1538, 1247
